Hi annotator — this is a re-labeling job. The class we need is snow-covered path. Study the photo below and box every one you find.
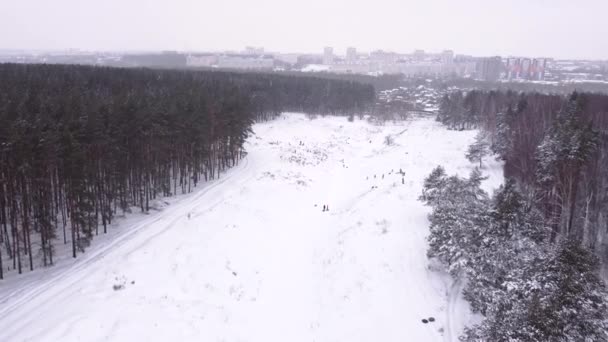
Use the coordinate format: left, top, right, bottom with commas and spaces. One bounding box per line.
0, 114, 502, 342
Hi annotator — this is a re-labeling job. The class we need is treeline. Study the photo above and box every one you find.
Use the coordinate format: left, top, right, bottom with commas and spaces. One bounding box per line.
252, 72, 375, 115
437, 90, 608, 259
429, 90, 608, 339
283, 72, 403, 92
429, 77, 608, 95
421, 168, 608, 341
0, 63, 375, 279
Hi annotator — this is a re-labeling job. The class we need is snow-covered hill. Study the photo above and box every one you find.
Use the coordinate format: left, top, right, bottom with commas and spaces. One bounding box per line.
0, 113, 502, 342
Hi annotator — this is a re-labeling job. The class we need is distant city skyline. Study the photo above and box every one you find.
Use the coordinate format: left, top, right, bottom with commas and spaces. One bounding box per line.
2, 0, 608, 60
0, 46, 599, 63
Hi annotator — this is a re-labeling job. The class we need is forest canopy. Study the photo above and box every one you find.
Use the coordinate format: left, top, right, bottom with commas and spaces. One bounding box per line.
0, 63, 375, 278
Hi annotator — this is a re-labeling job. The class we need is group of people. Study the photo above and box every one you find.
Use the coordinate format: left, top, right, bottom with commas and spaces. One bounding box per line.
365, 169, 406, 188
322, 204, 330, 212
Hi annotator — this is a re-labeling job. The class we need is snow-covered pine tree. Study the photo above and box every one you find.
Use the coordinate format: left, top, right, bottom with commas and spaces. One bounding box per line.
449, 91, 466, 130
467, 168, 489, 200
491, 105, 515, 161
428, 199, 491, 276
466, 132, 490, 168
463, 238, 608, 342
463, 180, 550, 317
536, 238, 608, 341
424, 168, 491, 276
437, 91, 468, 130
490, 179, 524, 239
419, 165, 447, 205
535, 92, 599, 238
436, 94, 451, 124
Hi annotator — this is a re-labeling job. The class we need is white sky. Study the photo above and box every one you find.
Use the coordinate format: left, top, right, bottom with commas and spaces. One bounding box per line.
1, 0, 607, 59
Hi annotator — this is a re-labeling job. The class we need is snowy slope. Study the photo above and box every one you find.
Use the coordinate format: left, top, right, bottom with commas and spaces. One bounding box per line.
0, 113, 502, 342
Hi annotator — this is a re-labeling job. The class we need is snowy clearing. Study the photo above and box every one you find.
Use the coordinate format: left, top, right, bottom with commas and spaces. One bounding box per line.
0, 113, 502, 342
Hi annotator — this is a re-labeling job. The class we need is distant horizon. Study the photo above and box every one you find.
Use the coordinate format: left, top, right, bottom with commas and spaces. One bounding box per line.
3, 0, 608, 61
1, 47, 606, 62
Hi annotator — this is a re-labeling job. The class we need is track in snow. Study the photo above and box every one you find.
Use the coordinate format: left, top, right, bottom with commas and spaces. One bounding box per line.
0, 114, 502, 342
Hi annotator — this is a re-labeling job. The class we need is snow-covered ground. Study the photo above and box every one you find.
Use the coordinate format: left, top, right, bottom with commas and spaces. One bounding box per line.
0, 113, 502, 342
301, 64, 331, 72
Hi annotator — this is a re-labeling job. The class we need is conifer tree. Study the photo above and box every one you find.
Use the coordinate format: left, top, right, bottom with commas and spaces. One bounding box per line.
466, 132, 490, 168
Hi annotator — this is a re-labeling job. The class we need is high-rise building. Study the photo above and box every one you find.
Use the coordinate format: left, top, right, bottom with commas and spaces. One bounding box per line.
370, 50, 398, 63
441, 50, 454, 65
476, 56, 503, 82
521, 58, 531, 79
244, 46, 264, 55
413, 49, 426, 61
530, 58, 547, 80
506, 57, 547, 81
323, 47, 334, 65
506, 58, 520, 79
346, 47, 357, 62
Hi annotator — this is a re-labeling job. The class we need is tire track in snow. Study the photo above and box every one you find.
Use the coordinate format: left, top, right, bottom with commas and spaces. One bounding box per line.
445, 277, 465, 342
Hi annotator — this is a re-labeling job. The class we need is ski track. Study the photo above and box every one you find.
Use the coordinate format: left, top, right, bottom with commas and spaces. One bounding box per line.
0, 113, 502, 342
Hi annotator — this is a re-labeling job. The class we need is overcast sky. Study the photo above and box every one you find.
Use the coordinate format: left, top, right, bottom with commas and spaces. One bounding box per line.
2, 0, 607, 59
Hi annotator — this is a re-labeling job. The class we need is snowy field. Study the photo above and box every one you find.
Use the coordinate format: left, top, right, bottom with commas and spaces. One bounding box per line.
0, 113, 502, 342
